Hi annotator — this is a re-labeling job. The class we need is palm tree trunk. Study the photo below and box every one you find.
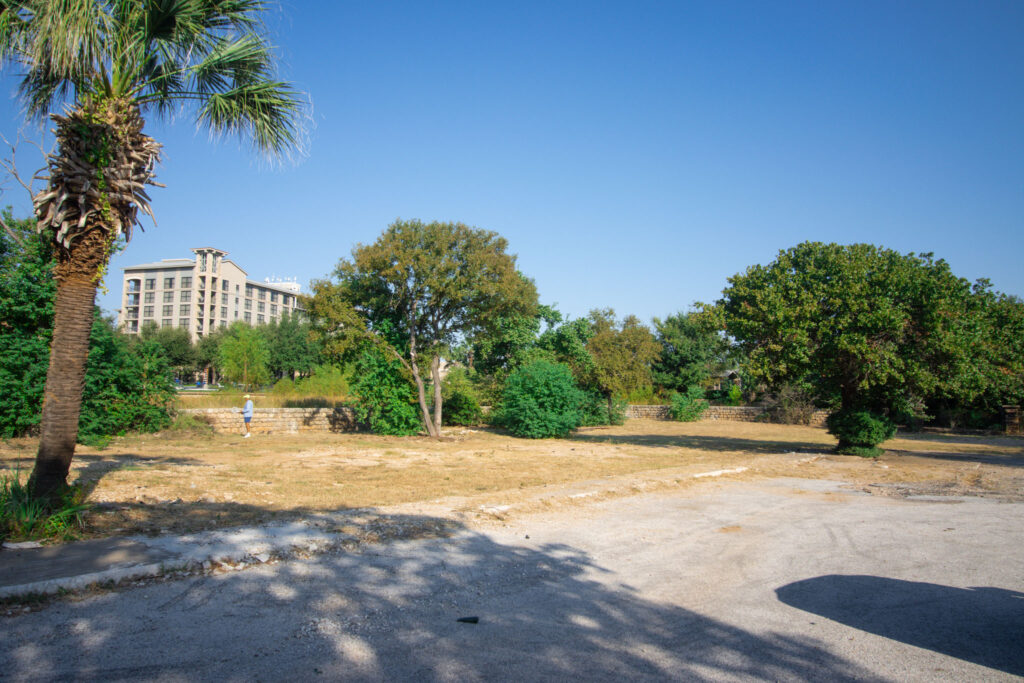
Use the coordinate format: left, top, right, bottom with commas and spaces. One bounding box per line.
29, 232, 105, 499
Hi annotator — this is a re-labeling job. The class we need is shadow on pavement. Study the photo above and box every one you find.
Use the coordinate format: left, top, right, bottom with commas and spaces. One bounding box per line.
1, 518, 883, 681
776, 574, 1024, 677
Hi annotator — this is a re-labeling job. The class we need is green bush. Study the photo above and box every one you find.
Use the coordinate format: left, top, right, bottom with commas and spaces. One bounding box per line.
0, 472, 89, 543
670, 385, 709, 422
498, 361, 583, 438
726, 384, 743, 406
78, 320, 175, 442
826, 409, 896, 457
350, 349, 421, 435
578, 391, 627, 426
164, 412, 215, 436
442, 368, 483, 426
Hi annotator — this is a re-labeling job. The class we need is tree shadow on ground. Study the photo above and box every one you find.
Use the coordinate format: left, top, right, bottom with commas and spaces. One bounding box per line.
1, 515, 885, 681
570, 432, 830, 455
776, 575, 1024, 677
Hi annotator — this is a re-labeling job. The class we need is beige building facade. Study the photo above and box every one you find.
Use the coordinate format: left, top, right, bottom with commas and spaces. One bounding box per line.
119, 247, 303, 342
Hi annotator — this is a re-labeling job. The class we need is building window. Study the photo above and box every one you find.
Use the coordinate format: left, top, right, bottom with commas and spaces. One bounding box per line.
180, 304, 190, 316
221, 280, 229, 292
162, 305, 173, 317
235, 297, 239, 306
126, 293, 139, 306
221, 306, 227, 318
219, 320, 227, 328
245, 299, 252, 310
234, 311, 239, 319
143, 306, 153, 317
258, 289, 266, 300
257, 301, 265, 313
180, 291, 191, 302
164, 277, 175, 289
181, 276, 192, 289
199, 253, 207, 272
145, 278, 156, 290
257, 314, 264, 324
162, 318, 172, 328
127, 279, 141, 293
270, 304, 278, 316
129, 320, 138, 332
244, 312, 251, 323
144, 292, 154, 304
160, 291, 171, 303
270, 291, 279, 303
179, 319, 189, 329
235, 284, 240, 293
245, 285, 254, 297
221, 293, 228, 304
283, 295, 290, 306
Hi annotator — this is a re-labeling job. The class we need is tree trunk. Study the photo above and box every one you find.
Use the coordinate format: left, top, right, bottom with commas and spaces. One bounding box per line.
607, 392, 614, 425
407, 328, 437, 437
431, 356, 443, 435
29, 233, 106, 499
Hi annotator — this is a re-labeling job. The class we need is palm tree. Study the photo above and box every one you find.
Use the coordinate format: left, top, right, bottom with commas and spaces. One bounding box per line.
0, 0, 304, 499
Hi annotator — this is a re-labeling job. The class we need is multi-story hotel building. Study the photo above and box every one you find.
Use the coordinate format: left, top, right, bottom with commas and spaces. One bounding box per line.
119, 247, 303, 342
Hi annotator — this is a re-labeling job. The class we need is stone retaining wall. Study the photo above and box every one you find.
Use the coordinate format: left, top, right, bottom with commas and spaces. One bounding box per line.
180, 407, 359, 435
624, 404, 830, 426
182, 404, 832, 435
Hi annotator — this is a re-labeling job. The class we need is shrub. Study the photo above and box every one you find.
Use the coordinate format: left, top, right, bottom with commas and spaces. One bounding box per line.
763, 385, 818, 425
725, 384, 743, 406
826, 409, 896, 457
442, 368, 483, 426
164, 412, 215, 436
578, 391, 627, 426
498, 361, 583, 438
350, 349, 421, 435
670, 386, 709, 422
0, 472, 89, 543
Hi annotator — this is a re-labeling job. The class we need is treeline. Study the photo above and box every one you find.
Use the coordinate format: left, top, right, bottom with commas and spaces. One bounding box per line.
3, 214, 1022, 444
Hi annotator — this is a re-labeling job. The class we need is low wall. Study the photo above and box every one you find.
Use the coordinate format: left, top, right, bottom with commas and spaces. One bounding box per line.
180, 407, 359, 435
625, 404, 830, 427
182, 404, 831, 435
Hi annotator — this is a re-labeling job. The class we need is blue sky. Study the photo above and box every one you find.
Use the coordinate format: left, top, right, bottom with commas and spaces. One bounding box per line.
1, 1, 1022, 324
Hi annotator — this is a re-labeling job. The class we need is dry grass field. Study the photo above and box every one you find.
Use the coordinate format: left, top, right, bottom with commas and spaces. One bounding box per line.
2, 420, 1022, 540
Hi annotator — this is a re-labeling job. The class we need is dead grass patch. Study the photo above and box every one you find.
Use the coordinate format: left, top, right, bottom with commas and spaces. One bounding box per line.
1, 420, 1021, 541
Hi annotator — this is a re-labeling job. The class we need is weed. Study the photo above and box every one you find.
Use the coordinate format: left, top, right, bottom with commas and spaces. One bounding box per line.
0, 471, 90, 543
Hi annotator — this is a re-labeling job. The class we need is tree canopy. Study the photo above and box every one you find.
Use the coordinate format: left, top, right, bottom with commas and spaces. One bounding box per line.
309, 219, 538, 436
719, 241, 989, 420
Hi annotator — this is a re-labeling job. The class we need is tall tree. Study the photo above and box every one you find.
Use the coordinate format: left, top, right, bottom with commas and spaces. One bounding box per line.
0, 0, 303, 497
719, 242, 988, 420
309, 219, 538, 437
219, 322, 269, 390
652, 310, 732, 393
583, 309, 660, 421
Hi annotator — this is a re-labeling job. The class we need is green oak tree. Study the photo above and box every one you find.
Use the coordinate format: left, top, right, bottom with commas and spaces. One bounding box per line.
309, 219, 538, 437
719, 242, 990, 446
652, 310, 732, 394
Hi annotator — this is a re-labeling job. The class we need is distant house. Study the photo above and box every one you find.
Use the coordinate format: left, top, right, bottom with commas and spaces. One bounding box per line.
119, 247, 303, 343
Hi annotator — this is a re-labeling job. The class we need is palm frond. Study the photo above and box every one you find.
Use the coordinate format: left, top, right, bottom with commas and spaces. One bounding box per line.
198, 79, 302, 155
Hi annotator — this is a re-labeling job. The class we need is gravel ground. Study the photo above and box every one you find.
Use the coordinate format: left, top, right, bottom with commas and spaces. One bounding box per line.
2, 476, 1022, 682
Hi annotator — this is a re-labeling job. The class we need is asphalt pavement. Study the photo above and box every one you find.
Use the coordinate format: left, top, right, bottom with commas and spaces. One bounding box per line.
1, 477, 1022, 681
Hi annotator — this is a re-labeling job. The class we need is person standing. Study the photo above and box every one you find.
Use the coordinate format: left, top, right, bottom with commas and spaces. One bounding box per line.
242, 394, 254, 437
